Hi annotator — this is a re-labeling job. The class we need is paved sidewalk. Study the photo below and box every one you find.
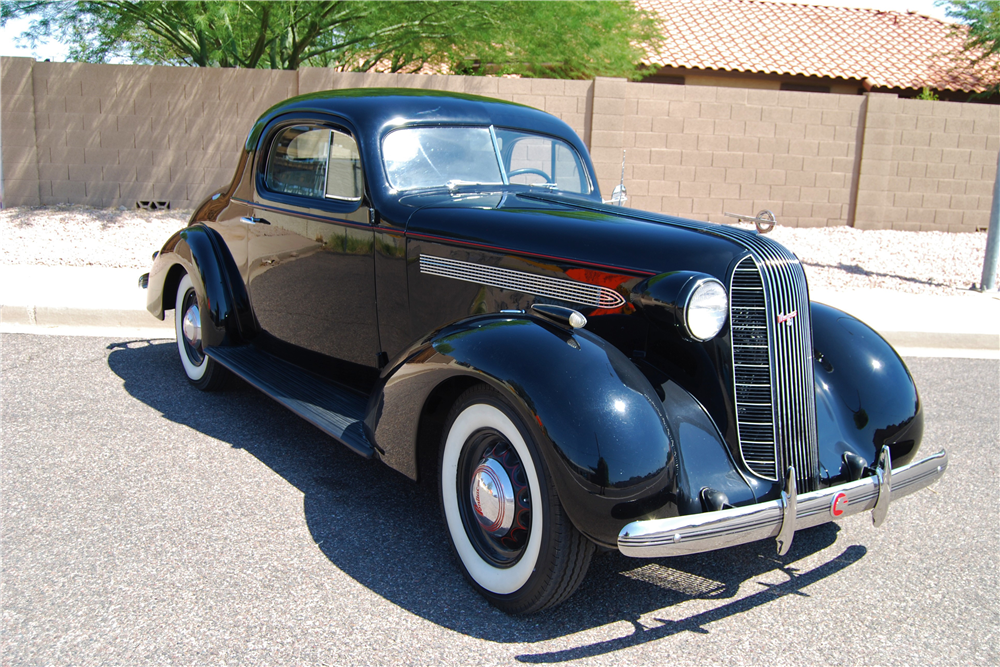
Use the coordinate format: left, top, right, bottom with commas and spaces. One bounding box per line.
1, 264, 997, 355
0, 265, 171, 333
809, 286, 1000, 353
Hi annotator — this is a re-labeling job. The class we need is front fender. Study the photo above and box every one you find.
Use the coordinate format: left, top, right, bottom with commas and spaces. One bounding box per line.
368, 314, 677, 547
812, 302, 923, 479
145, 224, 255, 347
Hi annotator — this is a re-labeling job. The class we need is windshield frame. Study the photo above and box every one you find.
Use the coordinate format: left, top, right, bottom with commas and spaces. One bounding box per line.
380, 124, 593, 196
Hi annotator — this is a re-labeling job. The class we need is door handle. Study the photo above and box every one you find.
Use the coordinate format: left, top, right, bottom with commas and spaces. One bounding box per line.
240, 216, 270, 225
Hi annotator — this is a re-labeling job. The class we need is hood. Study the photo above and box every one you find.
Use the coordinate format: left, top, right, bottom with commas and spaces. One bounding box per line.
401, 190, 759, 282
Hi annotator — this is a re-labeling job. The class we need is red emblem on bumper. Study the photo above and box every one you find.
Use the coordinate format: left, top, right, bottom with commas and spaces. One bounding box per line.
831, 491, 848, 517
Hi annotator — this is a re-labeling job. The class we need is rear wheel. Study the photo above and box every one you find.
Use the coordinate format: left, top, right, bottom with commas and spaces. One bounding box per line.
439, 385, 594, 614
174, 272, 229, 391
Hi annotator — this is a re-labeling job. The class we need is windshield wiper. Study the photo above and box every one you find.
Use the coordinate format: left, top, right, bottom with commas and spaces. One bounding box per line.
445, 179, 501, 189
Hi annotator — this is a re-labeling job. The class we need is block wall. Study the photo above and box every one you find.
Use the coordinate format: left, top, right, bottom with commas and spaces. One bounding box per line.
1, 57, 41, 206
589, 79, 864, 227
1, 57, 996, 231
21, 61, 297, 208
854, 93, 999, 231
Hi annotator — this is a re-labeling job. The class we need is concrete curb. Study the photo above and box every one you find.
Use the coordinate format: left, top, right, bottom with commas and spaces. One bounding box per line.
0, 264, 997, 352
879, 331, 998, 351
1, 302, 996, 353
0, 304, 172, 330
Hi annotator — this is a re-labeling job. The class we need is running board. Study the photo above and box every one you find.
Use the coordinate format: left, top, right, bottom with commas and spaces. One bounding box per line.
206, 345, 374, 459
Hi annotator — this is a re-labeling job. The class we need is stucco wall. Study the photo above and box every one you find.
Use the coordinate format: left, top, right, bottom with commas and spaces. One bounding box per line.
2, 57, 996, 231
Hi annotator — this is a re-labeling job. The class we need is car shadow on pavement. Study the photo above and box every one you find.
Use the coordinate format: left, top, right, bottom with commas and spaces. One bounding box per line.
109, 338, 866, 650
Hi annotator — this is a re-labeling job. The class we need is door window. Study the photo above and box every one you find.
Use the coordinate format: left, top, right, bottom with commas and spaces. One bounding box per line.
264, 125, 363, 201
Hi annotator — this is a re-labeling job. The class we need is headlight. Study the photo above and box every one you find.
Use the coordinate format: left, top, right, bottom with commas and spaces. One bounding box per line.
683, 279, 728, 341
631, 271, 729, 342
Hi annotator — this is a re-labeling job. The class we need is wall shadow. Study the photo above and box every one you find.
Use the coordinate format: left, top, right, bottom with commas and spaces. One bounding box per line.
802, 260, 958, 290
108, 338, 864, 649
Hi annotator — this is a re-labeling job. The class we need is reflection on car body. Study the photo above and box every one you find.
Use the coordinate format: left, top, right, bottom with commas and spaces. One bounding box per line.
142, 89, 946, 614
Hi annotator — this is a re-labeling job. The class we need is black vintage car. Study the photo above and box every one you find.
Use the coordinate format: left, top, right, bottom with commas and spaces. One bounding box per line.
142, 89, 946, 614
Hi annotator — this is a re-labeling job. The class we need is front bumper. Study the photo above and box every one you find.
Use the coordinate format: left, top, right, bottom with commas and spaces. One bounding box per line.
618, 448, 947, 558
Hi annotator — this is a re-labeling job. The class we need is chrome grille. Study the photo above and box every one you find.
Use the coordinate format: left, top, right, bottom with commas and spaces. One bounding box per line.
730, 257, 777, 479
728, 251, 819, 492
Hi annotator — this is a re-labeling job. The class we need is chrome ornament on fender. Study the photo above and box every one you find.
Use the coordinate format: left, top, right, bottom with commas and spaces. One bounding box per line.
420, 254, 626, 309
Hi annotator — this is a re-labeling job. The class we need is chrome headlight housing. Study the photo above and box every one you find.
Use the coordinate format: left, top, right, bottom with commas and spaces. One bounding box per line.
682, 278, 728, 341
631, 271, 730, 342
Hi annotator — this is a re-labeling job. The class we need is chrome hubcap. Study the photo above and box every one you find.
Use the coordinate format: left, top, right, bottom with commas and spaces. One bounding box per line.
182, 304, 201, 349
458, 429, 532, 566
471, 458, 515, 536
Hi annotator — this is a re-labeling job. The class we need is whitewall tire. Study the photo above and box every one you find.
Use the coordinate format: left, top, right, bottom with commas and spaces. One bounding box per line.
439, 385, 594, 614
174, 272, 229, 391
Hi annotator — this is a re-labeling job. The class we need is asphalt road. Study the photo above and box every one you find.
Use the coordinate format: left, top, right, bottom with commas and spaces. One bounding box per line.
2, 332, 996, 666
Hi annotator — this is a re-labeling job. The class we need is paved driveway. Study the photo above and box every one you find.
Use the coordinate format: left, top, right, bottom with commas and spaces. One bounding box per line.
2, 333, 996, 665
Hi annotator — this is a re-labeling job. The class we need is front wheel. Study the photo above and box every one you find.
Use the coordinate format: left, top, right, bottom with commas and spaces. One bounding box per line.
174, 272, 230, 391
440, 385, 594, 614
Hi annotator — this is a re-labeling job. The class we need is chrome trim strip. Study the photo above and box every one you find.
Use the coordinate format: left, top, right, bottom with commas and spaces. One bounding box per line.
489, 126, 509, 185
419, 254, 626, 309
617, 450, 947, 558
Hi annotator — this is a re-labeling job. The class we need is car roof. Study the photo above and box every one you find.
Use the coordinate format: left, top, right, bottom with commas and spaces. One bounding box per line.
246, 88, 583, 152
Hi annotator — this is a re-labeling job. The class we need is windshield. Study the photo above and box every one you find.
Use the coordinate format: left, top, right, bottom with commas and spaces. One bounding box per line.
381, 126, 591, 195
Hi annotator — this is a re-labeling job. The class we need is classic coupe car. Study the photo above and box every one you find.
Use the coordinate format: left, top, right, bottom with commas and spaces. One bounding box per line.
142, 89, 946, 614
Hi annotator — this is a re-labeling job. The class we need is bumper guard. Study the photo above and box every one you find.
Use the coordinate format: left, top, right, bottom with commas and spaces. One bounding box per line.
618, 448, 947, 558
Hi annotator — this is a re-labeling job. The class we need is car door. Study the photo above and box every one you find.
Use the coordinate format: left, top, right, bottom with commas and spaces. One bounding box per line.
247, 119, 380, 370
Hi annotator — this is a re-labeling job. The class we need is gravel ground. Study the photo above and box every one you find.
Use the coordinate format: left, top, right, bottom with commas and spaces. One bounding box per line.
1, 204, 995, 294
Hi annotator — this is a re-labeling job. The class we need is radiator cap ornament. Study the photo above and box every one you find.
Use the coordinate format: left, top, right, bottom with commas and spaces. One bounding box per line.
723, 209, 777, 234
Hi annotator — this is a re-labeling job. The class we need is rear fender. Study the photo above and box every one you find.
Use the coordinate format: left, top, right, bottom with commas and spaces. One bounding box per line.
145, 224, 255, 347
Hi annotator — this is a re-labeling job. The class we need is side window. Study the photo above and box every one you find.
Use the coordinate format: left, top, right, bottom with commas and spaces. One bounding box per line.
495, 129, 589, 194
326, 130, 363, 201
264, 125, 363, 201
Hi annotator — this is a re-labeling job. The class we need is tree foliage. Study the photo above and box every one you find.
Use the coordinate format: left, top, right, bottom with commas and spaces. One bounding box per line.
944, 0, 1000, 92
1, 1, 661, 79
945, 0, 1000, 59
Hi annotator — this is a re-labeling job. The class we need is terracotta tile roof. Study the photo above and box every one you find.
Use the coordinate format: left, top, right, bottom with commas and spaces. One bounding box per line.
637, 0, 998, 92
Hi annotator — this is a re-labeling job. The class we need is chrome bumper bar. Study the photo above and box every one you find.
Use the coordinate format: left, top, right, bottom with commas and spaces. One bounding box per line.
618, 449, 947, 558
